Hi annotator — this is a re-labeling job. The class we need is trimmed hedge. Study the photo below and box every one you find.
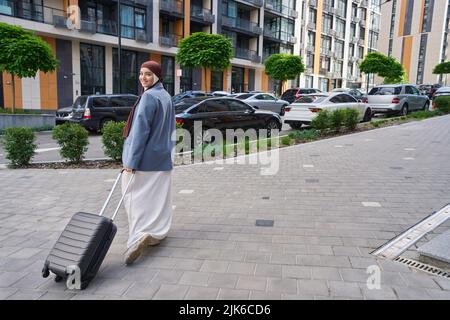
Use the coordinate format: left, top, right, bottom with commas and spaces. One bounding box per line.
343, 109, 359, 131
52, 123, 89, 163
101, 121, 125, 162
433, 96, 450, 113
1, 127, 36, 167
311, 108, 360, 132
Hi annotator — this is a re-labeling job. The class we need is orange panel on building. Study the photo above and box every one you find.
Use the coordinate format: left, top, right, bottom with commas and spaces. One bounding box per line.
402, 36, 413, 80
2, 72, 23, 109
184, 0, 190, 37
261, 71, 269, 92
223, 69, 228, 91
150, 53, 162, 65
39, 36, 58, 110
201, 68, 211, 92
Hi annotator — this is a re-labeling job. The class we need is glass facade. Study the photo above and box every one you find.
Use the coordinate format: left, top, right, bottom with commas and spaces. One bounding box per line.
80, 43, 105, 95
162, 56, 175, 96
211, 71, 224, 92
113, 49, 138, 95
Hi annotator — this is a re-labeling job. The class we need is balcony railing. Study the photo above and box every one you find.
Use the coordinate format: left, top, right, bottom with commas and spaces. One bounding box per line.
160, 0, 184, 16
191, 5, 215, 23
263, 28, 296, 43
235, 47, 261, 63
0, 0, 67, 26
307, 21, 316, 30
320, 47, 331, 55
309, 0, 318, 8
237, 0, 263, 8
222, 16, 262, 35
160, 33, 182, 47
265, 0, 297, 18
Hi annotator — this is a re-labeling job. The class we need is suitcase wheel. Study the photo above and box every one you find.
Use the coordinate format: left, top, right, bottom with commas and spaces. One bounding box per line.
54, 275, 63, 283
42, 267, 50, 278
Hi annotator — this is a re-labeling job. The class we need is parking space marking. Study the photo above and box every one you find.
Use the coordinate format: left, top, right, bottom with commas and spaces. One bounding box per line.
404, 148, 416, 151
303, 165, 314, 168
35, 147, 61, 153
403, 157, 415, 160
104, 179, 116, 182
179, 190, 194, 194
213, 167, 224, 170
335, 145, 344, 148
362, 202, 382, 207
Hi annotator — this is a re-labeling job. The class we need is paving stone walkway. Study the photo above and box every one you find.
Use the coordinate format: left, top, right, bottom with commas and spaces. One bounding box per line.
1, 115, 450, 300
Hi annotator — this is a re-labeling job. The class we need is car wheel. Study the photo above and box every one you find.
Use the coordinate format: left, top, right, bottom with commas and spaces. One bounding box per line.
194, 129, 214, 147
422, 101, 430, 111
400, 104, 408, 116
362, 108, 372, 122
266, 120, 280, 138
99, 118, 115, 132
290, 122, 303, 130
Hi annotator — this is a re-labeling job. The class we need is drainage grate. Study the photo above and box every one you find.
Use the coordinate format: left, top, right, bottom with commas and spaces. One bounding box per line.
372, 204, 450, 260
262, 196, 270, 200
255, 219, 274, 227
394, 256, 450, 279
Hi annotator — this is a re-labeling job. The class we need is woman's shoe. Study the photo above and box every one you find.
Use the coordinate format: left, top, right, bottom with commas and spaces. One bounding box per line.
124, 235, 151, 265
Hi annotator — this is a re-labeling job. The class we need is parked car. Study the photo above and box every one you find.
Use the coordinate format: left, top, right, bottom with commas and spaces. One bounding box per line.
234, 92, 289, 115
172, 91, 212, 103
332, 88, 366, 101
423, 83, 442, 99
284, 93, 372, 130
281, 88, 323, 104
175, 97, 282, 146
64, 94, 139, 132
210, 91, 231, 97
173, 97, 212, 114
366, 84, 430, 116
55, 106, 74, 125
433, 86, 450, 98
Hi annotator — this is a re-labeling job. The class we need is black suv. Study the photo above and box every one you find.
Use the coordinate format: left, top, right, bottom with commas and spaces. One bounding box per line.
65, 94, 139, 132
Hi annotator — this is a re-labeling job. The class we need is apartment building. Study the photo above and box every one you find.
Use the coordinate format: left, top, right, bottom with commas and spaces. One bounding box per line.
295, 0, 381, 92
378, 0, 450, 85
0, 0, 298, 111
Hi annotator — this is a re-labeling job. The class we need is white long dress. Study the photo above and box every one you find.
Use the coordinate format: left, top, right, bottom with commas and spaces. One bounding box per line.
121, 170, 172, 249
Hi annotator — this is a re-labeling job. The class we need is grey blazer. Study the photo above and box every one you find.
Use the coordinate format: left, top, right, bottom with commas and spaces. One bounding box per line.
122, 82, 175, 171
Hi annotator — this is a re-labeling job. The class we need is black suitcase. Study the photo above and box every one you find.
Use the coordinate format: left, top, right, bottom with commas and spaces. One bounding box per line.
42, 170, 134, 290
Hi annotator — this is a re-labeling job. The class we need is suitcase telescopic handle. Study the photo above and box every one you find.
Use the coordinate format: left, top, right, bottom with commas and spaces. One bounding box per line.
99, 169, 135, 221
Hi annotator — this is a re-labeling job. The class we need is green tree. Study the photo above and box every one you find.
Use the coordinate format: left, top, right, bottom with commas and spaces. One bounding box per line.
0, 22, 58, 113
433, 61, 450, 85
264, 54, 305, 95
176, 32, 233, 91
359, 52, 404, 85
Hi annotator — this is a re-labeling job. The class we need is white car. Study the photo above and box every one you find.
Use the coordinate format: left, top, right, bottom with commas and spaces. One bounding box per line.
284, 93, 373, 130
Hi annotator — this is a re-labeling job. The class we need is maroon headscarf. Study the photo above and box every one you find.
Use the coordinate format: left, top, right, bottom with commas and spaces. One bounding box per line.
123, 60, 163, 138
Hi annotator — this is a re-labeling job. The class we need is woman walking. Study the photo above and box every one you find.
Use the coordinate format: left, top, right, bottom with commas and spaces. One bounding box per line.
121, 60, 175, 265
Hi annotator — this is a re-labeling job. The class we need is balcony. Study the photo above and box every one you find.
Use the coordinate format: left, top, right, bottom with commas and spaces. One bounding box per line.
320, 47, 331, 56
265, 1, 297, 18
359, 38, 366, 46
307, 21, 316, 30
160, 0, 184, 16
134, 0, 148, 6
191, 5, 215, 24
264, 28, 296, 44
80, 20, 96, 33
319, 68, 329, 75
359, 19, 366, 28
309, 0, 318, 8
352, 16, 360, 24
237, 0, 263, 7
306, 44, 315, 52
135, 29, 149, 43
160, 33, 182, 47
222, 16, 262, 35
0, 0, 68, 26
360, 0, 368, 8
334, 8, 346, 17
305, 67, 313, 74
235, 47, 261, 63
323, 4, 334, 13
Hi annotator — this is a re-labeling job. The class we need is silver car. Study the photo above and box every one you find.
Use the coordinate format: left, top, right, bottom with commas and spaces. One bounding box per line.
367, 84, 430, 116
235, 93, 290, 115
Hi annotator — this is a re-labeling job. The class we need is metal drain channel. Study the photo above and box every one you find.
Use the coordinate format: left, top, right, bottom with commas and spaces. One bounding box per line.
372, 204, 450, 260
394, 257, 450, 279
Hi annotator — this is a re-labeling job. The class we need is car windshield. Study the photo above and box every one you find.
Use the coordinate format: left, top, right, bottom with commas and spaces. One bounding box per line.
369, 87, 402, 95
295, 95, 328, 103
72, 96, 87, 109
236, 94, 254, 100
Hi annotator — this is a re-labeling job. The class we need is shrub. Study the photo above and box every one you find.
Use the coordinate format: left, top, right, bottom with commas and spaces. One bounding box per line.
52, 123, 89, 163
281, 136, 291, 146
433, 96, 450, 113
102, 121, 125, 161
311, 110, 331, 131
330, 109, 346, 132
1, 127, 36, 167
343, 108, 359, 131
288, 129, 320, 141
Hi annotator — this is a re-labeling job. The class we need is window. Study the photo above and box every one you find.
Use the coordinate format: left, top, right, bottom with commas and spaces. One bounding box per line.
92, 97, 109, 107
120, 5, 146, 39
228, 100, 250, 112
203, 100, 229, 112
113, 48, 138, 95
236, 94, 253, 100
369, 87, 402, 95
254, 95, 264, 100
330, 95, 343, 103
162, 56, 175, 96
296, 95, 327, 103
211, 71, 224, 92
322, 14, 333, 33
80, 43, 105, 95
340, 94, 357, 103
261, 94, 276, 100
